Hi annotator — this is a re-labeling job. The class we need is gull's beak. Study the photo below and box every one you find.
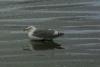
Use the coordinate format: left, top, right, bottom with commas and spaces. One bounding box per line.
23, 27, 32, 32
23, 28, 28, 31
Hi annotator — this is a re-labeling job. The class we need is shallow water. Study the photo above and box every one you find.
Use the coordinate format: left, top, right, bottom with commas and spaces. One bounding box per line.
0, 0, 100, 67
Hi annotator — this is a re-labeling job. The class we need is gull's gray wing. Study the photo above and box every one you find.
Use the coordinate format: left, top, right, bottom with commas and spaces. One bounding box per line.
33, 29, 57, 38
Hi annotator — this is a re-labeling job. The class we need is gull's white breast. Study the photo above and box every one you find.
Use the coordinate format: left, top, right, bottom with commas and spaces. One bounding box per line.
28, 30, 43, 40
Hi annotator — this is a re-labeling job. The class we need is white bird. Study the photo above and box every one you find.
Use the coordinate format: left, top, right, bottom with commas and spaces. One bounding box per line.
24, 26, 64, 41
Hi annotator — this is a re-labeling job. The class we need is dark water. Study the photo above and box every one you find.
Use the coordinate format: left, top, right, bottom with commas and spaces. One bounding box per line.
0, 0, 100, 67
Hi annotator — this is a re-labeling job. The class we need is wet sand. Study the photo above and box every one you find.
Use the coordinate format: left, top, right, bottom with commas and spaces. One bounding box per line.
0, 0, 100, 67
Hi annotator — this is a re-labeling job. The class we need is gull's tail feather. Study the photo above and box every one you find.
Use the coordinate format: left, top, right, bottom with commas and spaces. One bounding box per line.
58, 32, 64, 36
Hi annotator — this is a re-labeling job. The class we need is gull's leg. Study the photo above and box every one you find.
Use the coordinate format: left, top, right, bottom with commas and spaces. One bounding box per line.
23, 44, 33, 51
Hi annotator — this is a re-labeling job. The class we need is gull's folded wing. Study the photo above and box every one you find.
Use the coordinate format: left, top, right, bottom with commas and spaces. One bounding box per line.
33, 29, 57, 38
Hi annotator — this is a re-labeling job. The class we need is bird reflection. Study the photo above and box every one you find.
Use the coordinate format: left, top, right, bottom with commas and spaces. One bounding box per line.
24, 40, 64, 51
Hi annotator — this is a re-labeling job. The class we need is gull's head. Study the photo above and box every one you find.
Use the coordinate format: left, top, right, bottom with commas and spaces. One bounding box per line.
24, 26, 36, 32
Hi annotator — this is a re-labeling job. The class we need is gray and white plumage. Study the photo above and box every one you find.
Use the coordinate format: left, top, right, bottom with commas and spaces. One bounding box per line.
24, 26, 64, 40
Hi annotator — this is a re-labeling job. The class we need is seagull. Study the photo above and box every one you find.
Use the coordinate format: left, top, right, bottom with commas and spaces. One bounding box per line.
24, 26, 64, 41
